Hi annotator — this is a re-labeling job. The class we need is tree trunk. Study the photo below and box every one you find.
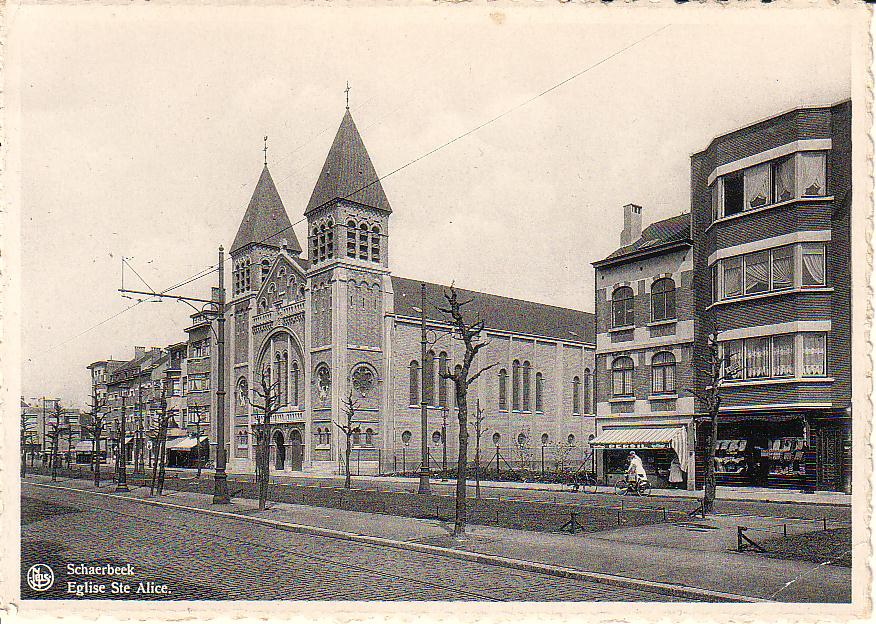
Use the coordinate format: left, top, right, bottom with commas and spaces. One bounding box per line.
344, 441, 352, 489
703, 410, 719, 514
453, 390, 469, 536
94, 435, 101, 487
257, 422, 271, 511
474, 434, 481, 500
51, 437, 58, 481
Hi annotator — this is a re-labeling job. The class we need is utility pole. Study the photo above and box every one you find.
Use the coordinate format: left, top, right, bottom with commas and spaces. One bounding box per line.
417, 283, 431, 495
116, 395, 129, 492
213, 246, 230, 504
441, 406, 448, 479
117, 246, 231, 503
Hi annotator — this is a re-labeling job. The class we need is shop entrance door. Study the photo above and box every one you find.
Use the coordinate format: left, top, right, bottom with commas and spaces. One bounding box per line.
817, 427, 842, 491
274, 431, 286, 471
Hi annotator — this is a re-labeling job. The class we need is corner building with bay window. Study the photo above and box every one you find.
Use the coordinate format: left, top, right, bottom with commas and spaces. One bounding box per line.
225, 108, 596, 476
691, 100, 852, 492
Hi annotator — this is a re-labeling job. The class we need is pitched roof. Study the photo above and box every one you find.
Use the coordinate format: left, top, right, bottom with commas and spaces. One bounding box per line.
305, 110, 392, 215
231, 165, 300, 255
391, 277, 594, 344
596, 213, 691, 266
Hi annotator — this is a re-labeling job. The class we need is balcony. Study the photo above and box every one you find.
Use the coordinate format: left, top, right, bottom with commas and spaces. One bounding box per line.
278, 301, 305, 318
272, 409, 304, 424
252, 310, 276, 326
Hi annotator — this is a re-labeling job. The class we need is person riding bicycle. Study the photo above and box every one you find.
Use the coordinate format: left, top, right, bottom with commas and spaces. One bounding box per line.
626, 451, 648, 491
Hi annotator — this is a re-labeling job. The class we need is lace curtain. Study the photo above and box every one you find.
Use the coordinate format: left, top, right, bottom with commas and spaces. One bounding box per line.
774, 156, 795, 202
744, 163, 771, 208
771, 247, 794, 289
772, 335, 795, 377
802, 244, 825, 285
723, 258, 742, 297
744, 251, 769, 294
745, 337, 771, 378
801, 334, 826, 376
798, 152, 826, 197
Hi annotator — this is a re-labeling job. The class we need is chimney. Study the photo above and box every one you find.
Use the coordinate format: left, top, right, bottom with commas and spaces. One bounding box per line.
134, 346, 146, 359
620, 204, 643, 247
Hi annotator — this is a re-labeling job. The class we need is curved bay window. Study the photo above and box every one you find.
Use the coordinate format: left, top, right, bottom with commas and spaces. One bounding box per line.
651, 278, 676, 322
612, 356, 634, 398
651, 351, 676, 395
612, 286, 634, 328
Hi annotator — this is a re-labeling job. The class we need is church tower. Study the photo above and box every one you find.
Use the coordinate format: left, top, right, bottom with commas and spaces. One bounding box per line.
227, 163, 300, 469
305, 106, 393, 471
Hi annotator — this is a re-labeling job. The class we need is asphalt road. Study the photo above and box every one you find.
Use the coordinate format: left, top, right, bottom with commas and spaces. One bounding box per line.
21, 482, 685, 601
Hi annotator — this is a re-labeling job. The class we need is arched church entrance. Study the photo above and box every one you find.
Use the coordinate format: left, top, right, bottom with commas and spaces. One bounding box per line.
289, 429, 304, 471
274, 430, 286, 471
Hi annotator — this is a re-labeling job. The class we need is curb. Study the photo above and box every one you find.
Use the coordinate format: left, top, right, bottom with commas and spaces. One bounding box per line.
27, 480, 763, 603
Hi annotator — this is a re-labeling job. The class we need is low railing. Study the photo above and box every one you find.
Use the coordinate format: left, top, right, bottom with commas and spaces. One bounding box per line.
272, 410, 304, 424
252, 310, 276, 326
277, 301, 304, 317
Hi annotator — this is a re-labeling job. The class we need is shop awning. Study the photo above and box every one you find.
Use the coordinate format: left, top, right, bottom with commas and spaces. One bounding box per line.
590, 427, 687, 461
165, 436, 208, 450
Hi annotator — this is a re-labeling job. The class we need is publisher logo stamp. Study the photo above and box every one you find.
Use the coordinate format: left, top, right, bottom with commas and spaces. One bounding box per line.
27, 564, 55, 592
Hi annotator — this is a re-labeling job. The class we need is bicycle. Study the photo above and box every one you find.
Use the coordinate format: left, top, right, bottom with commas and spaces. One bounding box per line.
614, 476, 651, 496
570, 471, 599, 494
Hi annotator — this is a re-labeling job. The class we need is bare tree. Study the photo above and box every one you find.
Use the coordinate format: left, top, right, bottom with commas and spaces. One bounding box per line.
21, 411, 34, 478
437, 285, 498, 536
688, 332, 740, 514
334, 389, 362, 490
47, 402, 68, 482
248, 366, 282, 510
81, 392, 109, 486
149, 389, 171, 496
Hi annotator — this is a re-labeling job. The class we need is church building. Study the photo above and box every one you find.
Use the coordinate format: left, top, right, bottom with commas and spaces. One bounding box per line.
225, 106, 596, 476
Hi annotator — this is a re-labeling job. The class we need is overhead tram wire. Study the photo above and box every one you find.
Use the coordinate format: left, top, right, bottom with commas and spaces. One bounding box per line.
55, 25, 670, 348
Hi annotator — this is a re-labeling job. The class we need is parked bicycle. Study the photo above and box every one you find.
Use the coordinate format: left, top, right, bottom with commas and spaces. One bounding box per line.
570, 471, 599, 494
614, 476, 651, 496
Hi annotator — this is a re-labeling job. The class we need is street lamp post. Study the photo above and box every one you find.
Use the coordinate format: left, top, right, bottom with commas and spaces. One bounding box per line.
417, 283, 431, 495
116, 395, 129, 492
213, 246, 230, 504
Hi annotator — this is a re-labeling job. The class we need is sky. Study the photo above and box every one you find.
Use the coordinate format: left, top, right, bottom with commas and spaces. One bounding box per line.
11, 5, 855, 407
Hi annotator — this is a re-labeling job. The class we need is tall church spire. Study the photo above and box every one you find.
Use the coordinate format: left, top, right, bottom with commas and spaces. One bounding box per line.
231, 164, 301, 255
304, 109, 393, 216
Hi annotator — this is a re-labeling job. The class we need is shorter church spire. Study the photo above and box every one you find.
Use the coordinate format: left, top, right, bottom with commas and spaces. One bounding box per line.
263, 135, 268, 167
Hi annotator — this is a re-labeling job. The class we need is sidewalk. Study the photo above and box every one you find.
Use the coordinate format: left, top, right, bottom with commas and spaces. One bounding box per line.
165, 467, 852, 507
25, 475, 851, 603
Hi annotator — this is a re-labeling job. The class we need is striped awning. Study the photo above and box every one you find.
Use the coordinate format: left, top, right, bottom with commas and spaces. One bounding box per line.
590, 427, 687, 460
165, 436, 208, 450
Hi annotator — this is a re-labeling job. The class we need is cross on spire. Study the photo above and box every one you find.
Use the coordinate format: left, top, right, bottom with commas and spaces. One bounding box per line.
345, 81, 351, 110
263, 136, 268, 166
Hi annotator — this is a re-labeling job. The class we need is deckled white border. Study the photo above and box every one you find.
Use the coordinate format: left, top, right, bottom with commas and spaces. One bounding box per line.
0, 1, 872, 622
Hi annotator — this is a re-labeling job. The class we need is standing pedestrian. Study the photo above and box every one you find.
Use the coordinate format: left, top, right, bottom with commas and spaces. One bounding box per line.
669, 456, 684, 489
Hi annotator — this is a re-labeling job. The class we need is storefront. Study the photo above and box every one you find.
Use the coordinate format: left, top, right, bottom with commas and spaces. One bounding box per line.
165, 436, 209, 468
590, 426, 688, 489
703, 413, 821, 490
74, 440, 108, 465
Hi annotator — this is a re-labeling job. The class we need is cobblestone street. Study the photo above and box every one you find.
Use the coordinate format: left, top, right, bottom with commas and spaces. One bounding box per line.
21, 482, 687, 602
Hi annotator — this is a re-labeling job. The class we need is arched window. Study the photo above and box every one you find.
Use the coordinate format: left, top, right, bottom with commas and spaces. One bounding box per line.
498, 369, 508, 411
347, 220, 357, 257
612, 356, 635, 398
318, 223, 327, 262
244, 260, 251, 290
261, 258, 271, 280
352, 429, 361, 447
424, 350, 435, 406
572, 376, 581, 415
438, 352, 449, 408
371, 226, 381, 263
651, 351, 676, 395
326, 219, 334, 258
291, 361, 300, 406
512, 360, 521, 411
315, 427, 323, 445
535, 372, 544, 412
311, 226, 319, 259
325, 428, 332, 447
612, 286, 635, 328
236, 377, 248, 410
365, 428, 374, 446
358, 223, 369, 260
522, 361, 531, 411
409, 360, 419, 405
651, 278, 676, 322
582, 368, 592, 414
